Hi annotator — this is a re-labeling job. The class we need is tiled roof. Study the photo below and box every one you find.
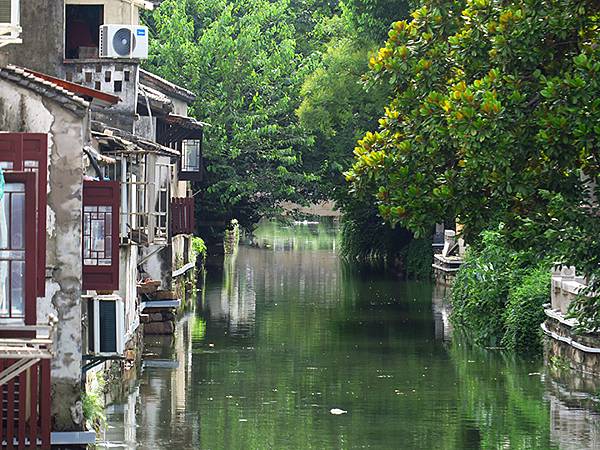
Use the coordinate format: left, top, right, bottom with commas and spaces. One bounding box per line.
139, 69, 196, 103
0, 65, 89, 113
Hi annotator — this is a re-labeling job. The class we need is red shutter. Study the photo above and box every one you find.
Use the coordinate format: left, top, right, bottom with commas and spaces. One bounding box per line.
0, 132, 48, 296
0, 133, 22, 170
82, 181, 120, 291
171, 197, 195, 235
2, 172, 38, 326
23, 134, 48, 296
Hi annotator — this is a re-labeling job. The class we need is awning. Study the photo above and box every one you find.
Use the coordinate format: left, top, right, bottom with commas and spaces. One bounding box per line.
93, 130, 180, 158
139, 83, 173, 114
159, 113, 208, 143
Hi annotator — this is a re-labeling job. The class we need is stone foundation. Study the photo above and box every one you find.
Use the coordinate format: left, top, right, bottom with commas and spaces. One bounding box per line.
143, 308, 177, 335
543, 310, 600, 377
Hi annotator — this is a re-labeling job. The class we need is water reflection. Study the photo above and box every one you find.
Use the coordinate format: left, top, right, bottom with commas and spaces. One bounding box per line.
102, 220, 600, 449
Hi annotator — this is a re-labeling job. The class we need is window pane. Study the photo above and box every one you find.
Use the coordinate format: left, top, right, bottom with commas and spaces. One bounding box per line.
10, 260, 24, 317
91, 219, 105, 251
183, 140, 200, 171
11, 192, 25, 249
0, 260, 8, 316
0, 193, 8, 250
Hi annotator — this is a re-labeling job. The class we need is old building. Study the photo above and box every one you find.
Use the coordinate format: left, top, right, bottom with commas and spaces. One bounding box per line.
0, 0, 202, 447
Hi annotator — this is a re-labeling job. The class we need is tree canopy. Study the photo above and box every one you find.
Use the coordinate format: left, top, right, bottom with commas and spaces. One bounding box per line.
345, 0, 600, 323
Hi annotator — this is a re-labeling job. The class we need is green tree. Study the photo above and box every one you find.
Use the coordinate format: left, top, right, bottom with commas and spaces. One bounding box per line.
297, 37, 388, 200
346, 1, 600, 243
146, 0, 311, 228
345, 0, 600, 325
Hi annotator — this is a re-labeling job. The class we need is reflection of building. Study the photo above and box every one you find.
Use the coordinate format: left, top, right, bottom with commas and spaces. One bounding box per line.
546, 377, 600, 450
431, 284, 452, 341
203, 254, 257, 334
103, 317, 196, 449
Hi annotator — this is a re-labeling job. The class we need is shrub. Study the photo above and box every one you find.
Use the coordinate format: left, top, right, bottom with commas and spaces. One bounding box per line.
502, 266, 550, 353
404, 238, 432, 280
192, 236, 207, 263
450, 229, 550, 351
82, 373, 106, 435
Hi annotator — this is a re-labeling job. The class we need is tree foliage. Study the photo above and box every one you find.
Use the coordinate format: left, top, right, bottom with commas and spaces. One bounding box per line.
146, 0, 311, 227
345, 0, 600, 323
451, 229, 550, 351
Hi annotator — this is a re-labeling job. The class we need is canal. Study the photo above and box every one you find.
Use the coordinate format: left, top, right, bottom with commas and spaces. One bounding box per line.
102, 220, 600, 449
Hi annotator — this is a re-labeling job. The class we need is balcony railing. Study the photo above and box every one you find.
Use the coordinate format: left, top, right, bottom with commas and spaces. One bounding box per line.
0, 327, 52, 449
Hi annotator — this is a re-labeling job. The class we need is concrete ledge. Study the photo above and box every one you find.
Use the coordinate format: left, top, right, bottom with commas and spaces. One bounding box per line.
143, 359, 180, 369
541, 323, 600, 354
172, 261, 195, 278
51, 431, 96, 445
141, 299, 181, 310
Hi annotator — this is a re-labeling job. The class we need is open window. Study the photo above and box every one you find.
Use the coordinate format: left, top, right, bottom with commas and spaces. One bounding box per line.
65, 4, 103, 59
0, 133, 48, 297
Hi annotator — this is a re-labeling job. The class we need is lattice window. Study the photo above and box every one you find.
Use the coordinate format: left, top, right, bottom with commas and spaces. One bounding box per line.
83, 205, 113, 266
82, 181, 119, 291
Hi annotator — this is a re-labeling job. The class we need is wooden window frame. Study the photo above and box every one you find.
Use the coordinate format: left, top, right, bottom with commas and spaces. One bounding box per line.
1, 172, 37, 326
0, 133, 48, 297
82, 180, 120, 291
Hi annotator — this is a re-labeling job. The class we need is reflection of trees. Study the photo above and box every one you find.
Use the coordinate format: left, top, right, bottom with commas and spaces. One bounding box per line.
105, 219, 600, 449
202, 251, 257, 335
448, 339, 557, 449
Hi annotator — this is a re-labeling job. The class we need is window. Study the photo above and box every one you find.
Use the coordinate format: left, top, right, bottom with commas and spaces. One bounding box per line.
0, 133, 48, 297
0, 182, 25, 320
0, 172, 36, 326
180, 139, 202, 181
65, 4, 103, 59
0, 0, 21, 44
181, 140, 201, 173
82, 181, 120, 291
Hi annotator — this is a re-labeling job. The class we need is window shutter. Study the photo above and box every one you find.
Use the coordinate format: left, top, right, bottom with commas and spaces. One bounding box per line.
171, 197, 195, 236
99, 299, 117, 353
23, 134, 48, 296
0, 132, 22, 170
82, 180, 120, 291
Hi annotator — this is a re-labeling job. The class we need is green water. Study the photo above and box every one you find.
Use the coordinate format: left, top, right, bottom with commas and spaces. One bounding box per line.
103, 220, 600, 449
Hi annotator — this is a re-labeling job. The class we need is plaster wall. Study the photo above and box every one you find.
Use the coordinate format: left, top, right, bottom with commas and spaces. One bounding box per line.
171, 97, 188, 116
66, 0, 141, 25
0, 78, 87, 431
0, 0, 65, 75
119, 244, 140, 341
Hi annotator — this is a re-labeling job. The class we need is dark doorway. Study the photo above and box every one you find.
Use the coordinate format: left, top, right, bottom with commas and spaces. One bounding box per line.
65, 5, 104, 59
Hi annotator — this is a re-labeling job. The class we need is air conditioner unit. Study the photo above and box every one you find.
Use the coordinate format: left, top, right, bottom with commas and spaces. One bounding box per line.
87, 295, 125, 356
100, 24, 148, 59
